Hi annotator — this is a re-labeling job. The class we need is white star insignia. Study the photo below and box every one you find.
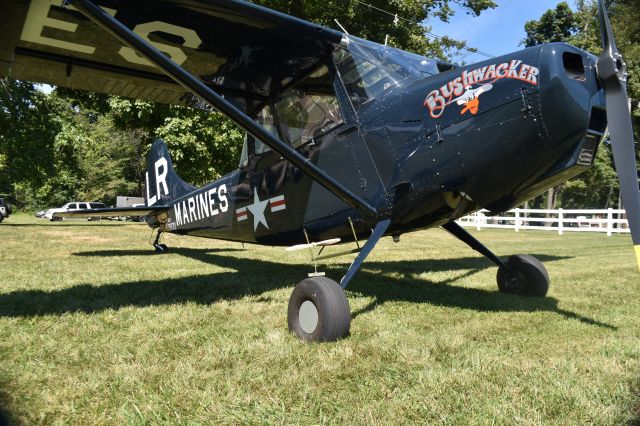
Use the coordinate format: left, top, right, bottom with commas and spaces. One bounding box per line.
245, 188, 269, 231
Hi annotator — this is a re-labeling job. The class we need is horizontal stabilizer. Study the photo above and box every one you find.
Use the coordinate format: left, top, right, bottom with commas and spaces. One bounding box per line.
52, 206, 167, 218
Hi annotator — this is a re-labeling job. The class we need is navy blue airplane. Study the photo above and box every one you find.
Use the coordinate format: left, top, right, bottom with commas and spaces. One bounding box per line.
1, 0, 637, 341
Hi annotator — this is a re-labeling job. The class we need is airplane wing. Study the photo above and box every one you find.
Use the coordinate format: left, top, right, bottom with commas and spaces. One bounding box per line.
0, 0, 343, 115
52, 206, 167, 219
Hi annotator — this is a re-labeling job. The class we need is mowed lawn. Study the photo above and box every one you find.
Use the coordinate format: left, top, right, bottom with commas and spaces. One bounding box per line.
1, 213, 639, 424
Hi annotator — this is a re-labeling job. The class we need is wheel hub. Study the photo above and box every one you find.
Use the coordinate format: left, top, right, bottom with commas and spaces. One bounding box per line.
505, 272, 525, 291
299, 300, 319, 334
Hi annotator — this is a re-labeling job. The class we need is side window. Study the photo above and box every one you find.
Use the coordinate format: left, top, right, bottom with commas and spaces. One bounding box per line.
274, 65, 343, 149
68, 203, 78, 210
238, 106, 277, 168
254, 107, 276, 155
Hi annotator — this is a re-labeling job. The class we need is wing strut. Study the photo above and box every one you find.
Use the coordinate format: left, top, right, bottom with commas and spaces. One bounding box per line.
67, 0, 377, 218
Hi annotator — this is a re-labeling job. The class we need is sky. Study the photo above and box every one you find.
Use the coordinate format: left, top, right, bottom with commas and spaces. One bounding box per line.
428, 0, 568, 63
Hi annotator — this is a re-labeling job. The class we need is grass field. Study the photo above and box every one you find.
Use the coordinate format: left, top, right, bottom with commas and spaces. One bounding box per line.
1, 212, 639, 424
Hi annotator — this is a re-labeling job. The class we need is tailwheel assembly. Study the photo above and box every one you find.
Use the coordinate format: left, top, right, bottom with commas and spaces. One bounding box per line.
497, 254, 549, 297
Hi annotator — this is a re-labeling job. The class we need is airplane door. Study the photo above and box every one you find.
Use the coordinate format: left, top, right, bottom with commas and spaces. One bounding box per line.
301, 123, 382, 222
267, 64, 383, 223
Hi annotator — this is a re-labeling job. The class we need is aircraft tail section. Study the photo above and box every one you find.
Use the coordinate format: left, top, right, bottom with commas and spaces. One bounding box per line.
145, 139, 196, 206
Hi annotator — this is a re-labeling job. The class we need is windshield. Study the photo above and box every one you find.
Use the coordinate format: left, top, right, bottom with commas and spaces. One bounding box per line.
334, 36, 441, 110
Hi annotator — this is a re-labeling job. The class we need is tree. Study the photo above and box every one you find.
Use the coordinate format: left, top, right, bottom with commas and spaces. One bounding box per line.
522, 2, 577, 47
0, 79, 59, 201
523, 0, 640, 209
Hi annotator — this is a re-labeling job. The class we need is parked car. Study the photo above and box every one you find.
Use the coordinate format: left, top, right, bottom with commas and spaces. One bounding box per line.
44, 202, 105, 221
0, 198, 11, 223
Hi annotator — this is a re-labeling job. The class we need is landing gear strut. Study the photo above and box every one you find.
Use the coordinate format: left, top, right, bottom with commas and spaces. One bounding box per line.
151, 228, 168, 253
442, 221, 549, 297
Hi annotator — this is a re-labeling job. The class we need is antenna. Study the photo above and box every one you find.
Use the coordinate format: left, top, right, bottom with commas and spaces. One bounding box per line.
334, 19, 349, 35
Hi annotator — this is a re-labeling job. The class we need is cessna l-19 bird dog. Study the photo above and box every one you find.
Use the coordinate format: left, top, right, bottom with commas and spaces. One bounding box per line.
1, 0, 638, 341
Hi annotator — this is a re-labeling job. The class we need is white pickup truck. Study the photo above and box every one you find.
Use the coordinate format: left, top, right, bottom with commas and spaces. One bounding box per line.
44, 202, 105, 221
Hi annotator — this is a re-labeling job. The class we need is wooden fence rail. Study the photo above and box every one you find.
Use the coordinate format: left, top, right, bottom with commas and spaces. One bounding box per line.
456, 208, 630, 236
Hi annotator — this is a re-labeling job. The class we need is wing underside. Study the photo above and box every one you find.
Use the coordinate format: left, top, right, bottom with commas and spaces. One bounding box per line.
0, 0, 343, 114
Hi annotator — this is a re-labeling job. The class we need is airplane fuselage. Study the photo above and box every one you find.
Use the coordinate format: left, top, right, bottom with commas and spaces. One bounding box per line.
157, 42, 606, 246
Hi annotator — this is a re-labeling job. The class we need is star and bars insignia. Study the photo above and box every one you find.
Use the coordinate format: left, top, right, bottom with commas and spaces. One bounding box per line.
236, 189, 287, 231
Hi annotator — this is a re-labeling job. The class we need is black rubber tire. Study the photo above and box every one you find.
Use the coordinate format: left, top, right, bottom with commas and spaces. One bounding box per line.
154, 244, 165, 254
288, 276, 351, 342
0, 213, 3, 223
497, 254, 549, 297
159, 244, 168, 251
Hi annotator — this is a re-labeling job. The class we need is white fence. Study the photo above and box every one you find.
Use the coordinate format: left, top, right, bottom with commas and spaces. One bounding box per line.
456, 208, 630, 236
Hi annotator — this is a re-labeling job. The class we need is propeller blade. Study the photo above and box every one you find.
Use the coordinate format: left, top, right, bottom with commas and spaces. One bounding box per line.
596, 0, 640, 270
606, 90, 640, 269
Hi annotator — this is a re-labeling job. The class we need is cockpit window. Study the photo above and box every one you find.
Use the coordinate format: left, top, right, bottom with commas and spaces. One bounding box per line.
274, 65, 343, 149
334, 36, 440, 110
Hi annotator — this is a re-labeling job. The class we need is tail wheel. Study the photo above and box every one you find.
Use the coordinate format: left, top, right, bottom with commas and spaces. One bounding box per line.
497, 254, 549, 297
288, 276, 350, 342
153, 244, 168, 253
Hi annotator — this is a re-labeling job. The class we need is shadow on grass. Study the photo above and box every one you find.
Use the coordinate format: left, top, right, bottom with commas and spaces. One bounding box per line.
0, 389, 15, 426
0, 247, 614, 329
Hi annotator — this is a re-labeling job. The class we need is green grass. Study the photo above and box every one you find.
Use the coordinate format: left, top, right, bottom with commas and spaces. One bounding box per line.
1, 212, 639, 424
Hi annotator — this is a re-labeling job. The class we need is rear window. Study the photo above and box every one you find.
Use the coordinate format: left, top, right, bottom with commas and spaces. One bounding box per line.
89, 203, 105, 209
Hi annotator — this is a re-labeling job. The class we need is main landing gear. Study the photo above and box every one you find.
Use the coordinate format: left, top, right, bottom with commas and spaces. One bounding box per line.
287, 219, 549, 342
442, 222, 549, 297
287, 219, 391, 342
